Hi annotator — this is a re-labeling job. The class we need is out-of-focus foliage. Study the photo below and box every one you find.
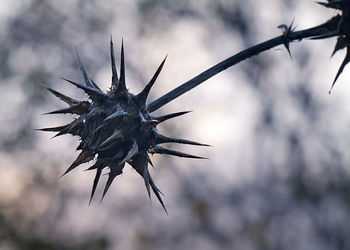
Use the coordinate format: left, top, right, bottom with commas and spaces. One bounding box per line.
1, 0, 350, 250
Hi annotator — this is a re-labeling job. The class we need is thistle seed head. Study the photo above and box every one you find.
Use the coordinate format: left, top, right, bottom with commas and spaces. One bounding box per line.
40, 38, 208, 212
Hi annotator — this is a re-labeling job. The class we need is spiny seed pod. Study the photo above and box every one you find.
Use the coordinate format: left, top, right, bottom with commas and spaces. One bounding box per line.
40, 38, 209, 212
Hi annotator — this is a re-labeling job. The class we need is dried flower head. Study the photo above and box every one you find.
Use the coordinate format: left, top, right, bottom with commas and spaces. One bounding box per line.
40, 39, 208, 212
37, 1, 350, 214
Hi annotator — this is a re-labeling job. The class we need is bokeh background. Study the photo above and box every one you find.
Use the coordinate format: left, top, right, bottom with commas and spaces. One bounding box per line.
1, 0, 350, 249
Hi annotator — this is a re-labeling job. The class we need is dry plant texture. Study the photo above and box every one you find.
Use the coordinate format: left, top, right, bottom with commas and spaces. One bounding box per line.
40, 0, 350, 212
4, 0, 350, 250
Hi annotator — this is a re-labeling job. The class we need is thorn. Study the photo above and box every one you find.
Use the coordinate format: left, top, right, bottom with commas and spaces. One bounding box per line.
330, 46, 350, 93
99, 129, 122, 147
121, 141, 138, 163
128, 153, 152, 202
50, 122, 74, 138
110, 35, 119, 89
42, 101, 90, 115
89, 168, 102, 205
143, 167, 151, 201
277, 18, 295, 60
317, 0, 343, 9
61, 77, 106, 101
61, 151, 95, 177
155, 133, 210, 146
101, 164, 124, 202
65, 116, 85, 136
151, 145, 207, 159
84, 162, 101, 171
317, 1, 329, 7
51, 131, 67, 139
147, 155, 154, 168
149, 176, 167, 214
40, 83, 79, 105
42, 108, 71, 115
332, 36, 347, 57
152, 111, 192, 123
135, 55, 167, 107
36, 124, 69, 132
85, 159, 104, 172
75, 48, 95, 88
89, 78, 102, 92
104, 110, 129, 121
116, 39, 127, 93
129, 153, 166, 212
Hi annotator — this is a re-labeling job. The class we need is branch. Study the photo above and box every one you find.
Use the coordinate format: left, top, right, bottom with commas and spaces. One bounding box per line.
147, 16, 340, 112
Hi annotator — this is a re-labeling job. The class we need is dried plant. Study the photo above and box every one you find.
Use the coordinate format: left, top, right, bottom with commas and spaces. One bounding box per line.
40, 1, 350, 212
317, 0, 350, 91
39, 39, 210, 213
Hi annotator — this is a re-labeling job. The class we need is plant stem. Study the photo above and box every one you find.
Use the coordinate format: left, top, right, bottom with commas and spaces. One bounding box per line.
147, 17, 339, 112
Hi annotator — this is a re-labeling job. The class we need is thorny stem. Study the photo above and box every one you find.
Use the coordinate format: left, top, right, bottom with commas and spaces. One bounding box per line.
147, 16, 339, 112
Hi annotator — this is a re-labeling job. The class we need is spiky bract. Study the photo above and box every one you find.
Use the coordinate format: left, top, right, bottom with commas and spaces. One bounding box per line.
40, 39, 208, 212
277, 19, 295, 60
317, 0, 350, 91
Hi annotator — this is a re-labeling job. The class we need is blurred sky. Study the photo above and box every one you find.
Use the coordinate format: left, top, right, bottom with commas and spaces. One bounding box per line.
1, 1, 350, 250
